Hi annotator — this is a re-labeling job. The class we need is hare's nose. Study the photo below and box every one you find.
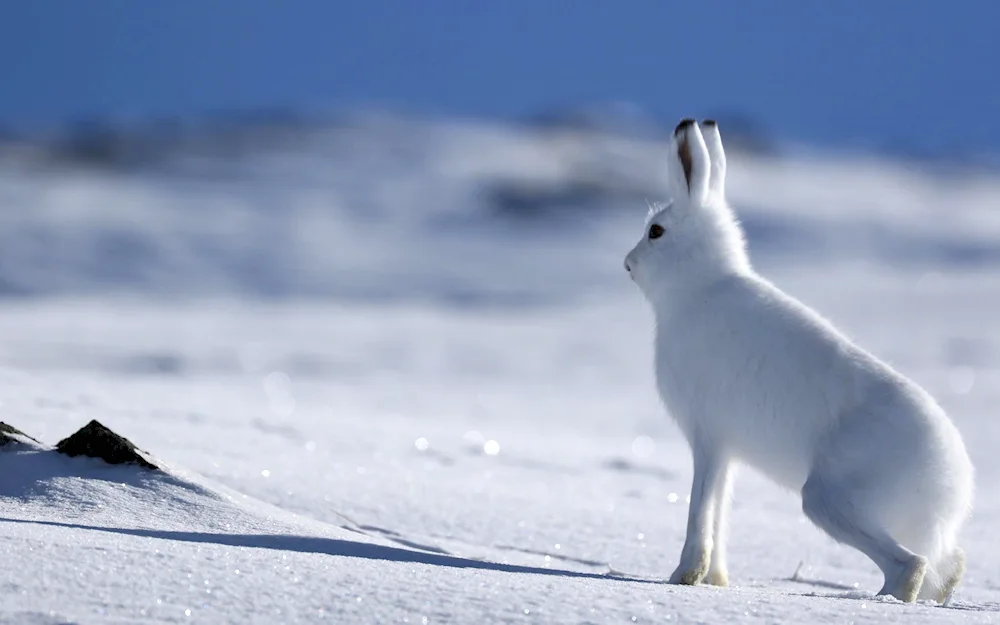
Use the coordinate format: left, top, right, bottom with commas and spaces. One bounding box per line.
624, 259, 632, 272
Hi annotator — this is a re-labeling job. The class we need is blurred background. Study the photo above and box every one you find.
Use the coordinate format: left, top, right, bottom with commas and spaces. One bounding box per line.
0, 0, 998, 304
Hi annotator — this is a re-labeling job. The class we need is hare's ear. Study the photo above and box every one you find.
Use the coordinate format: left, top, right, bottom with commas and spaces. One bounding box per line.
700, 119, 726, 200
667, 118, 711, 204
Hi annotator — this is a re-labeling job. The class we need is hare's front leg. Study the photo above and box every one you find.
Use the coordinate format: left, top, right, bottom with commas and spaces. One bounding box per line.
704, 463, 733, 587
669, 443, 728, 586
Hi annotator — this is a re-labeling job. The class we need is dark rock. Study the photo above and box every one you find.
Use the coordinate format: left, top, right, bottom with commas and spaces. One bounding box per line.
0, 422, 40, 447
55, 420, 158, 470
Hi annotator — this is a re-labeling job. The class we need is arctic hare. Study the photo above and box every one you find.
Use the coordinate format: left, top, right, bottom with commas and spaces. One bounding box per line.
624, 119, 974, 603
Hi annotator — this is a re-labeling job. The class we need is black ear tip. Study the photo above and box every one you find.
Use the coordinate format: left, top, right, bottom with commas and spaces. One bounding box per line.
674, 118, 697, 135
701, 119, 717, 127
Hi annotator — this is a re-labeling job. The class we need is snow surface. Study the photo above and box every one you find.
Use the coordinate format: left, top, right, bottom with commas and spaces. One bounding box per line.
2, 115, 1000, 623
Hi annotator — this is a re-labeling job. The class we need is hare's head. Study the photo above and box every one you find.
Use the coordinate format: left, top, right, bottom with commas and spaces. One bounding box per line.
624, 119, 749, 304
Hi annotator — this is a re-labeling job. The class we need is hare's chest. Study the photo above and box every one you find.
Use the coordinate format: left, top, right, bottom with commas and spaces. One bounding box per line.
652, 330, 729, 431
652, 313, 778, 440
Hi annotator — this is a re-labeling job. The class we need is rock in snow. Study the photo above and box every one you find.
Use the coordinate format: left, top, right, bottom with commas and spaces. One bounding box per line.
55, 419, 158, 470
0, 422, 40, 447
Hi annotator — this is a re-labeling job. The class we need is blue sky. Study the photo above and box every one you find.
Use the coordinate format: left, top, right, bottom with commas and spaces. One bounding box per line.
2, 1, 998, 154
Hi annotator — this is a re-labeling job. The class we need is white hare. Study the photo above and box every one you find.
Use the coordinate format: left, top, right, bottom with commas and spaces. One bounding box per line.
624, 118, 974, 603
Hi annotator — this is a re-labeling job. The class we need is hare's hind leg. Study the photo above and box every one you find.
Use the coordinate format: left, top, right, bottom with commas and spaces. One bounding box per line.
801, 472, 927, 602
917, 547, 966, 604
931, 547, 965, 603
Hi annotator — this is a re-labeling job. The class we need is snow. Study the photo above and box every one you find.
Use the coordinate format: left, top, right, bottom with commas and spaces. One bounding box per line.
2, 114, 1000, 622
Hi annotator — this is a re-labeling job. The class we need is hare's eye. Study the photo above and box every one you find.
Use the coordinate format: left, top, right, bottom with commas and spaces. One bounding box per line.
648, 224, 665, 240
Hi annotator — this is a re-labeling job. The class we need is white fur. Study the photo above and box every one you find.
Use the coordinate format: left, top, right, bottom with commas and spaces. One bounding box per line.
624, 119, 974, 603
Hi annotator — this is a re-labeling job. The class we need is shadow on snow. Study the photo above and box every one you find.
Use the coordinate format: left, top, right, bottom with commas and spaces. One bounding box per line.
0, 516, 657, 585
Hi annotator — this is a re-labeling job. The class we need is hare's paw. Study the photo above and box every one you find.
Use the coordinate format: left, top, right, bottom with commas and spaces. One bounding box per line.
703, 566, 729, 587
668, 564, 708, 586
877, 555, 927, 603
668, 549, 711, 585
938, 548, 966, 604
